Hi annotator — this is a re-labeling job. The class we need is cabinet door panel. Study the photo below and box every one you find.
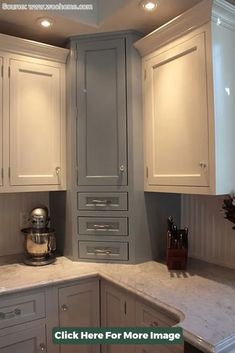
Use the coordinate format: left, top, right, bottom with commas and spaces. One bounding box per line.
9, 59, 61, 186
58, 280, 100, 353
0, 325, 46, 353
145, 32, 209, 187
77, 39, 127, 186
135, 300, 183, 353
101, 281, 135, 353
0, 56, 3, 187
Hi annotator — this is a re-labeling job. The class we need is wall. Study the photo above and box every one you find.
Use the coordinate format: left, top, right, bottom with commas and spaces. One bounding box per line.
181, 194, 235, 269
0, 192, 49, 256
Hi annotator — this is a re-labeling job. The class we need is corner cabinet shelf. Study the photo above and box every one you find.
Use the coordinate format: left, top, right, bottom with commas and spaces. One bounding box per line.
0, 33, 68, 192
134, 0, 235, 195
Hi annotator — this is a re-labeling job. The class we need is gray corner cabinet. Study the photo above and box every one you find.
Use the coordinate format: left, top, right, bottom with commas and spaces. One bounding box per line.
50, 31, 180, 263
50, 31, 179, 263
70, 31, 145, 263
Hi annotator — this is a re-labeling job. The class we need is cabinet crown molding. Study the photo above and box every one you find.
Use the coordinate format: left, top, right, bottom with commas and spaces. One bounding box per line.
134, 0, 235, 56
0, 33, 69, 63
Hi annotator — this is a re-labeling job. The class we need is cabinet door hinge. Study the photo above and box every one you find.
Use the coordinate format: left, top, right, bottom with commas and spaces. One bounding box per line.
8, 167, 10, 179
1, 65, 3, 78
124, 301, 127, 315
8, 66, 10, 78
146, 167, 149, 179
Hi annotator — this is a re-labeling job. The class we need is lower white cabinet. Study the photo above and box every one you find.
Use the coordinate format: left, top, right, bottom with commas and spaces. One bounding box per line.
58, 280, 100, 353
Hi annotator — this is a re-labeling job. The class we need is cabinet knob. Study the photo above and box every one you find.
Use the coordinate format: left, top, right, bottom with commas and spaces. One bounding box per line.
119, 165, 125, 173
61, 304, 68, 312
199, 163, 207, 170
150, 321, 159, 327
39, 343, 46, 351
55, 166, 61, 175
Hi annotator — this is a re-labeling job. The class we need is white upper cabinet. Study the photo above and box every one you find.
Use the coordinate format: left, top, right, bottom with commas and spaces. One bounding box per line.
135, 0, 235, 195
144, 33, 209, 188
0, 34, 68, 192
9, 59, 61, 186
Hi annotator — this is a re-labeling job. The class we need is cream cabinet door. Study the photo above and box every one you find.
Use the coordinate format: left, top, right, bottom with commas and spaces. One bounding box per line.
0, 56, 3, 187
144, 32, 209, 187
9, 59, 61, 186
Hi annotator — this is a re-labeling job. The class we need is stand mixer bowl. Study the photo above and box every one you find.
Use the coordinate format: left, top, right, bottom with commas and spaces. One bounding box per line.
21, 228, 56, 259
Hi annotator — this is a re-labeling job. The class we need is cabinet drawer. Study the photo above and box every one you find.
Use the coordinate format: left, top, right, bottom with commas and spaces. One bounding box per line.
136, 301, 179, 328
78, 192, 128, 211
78, 217, 128, 236
0, 291, 45, 329
79, 241, 129, 261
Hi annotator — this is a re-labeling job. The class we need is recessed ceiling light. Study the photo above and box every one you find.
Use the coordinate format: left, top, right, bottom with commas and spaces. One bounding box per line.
37, 18, 54, 28
139, 0, 159, 12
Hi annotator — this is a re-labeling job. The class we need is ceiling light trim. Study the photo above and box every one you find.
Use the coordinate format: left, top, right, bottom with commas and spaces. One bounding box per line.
37, 17, 54, 28
139, 0, 159, 12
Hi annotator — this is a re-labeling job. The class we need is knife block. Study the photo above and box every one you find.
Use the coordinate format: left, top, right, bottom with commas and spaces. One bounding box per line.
166, 230, 188, 270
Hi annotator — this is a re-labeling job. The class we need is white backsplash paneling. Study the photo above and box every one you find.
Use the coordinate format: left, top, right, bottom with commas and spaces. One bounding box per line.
181, 194, 235, 269
0, 192, 49, 256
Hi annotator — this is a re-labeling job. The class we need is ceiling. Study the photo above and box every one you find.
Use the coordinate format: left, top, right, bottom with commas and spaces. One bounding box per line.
0, 0, 234, 47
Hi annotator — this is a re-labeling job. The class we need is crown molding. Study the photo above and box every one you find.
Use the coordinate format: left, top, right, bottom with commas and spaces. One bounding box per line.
212, 0, 235, 31
134, 0, 235, 57
0, 33, 69, 63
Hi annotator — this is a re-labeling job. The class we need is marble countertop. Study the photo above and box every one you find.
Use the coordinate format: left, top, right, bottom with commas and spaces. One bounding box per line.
0, 255, 234, 353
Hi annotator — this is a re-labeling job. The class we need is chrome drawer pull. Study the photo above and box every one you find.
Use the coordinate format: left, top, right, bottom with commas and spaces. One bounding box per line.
94, 249, 112, 255
0, 308, 21, 320
91, 199, 112, 206
92, 224, 114, 230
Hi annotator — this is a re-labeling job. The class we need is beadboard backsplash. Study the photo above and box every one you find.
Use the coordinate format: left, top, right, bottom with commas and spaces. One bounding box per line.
0, 192, 49, 256
181, 195, 235, 269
